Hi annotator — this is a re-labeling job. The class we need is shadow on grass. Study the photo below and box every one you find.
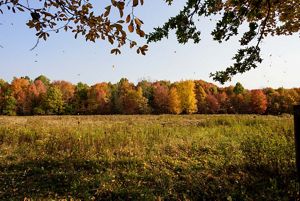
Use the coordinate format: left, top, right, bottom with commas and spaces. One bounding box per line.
0, 159, 299, 200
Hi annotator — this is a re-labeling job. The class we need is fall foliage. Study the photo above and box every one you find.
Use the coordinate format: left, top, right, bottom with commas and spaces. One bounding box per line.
0, 75, 299, 115
1, 1, 299, 83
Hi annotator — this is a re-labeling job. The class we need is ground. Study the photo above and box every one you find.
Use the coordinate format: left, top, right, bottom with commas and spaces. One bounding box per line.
0, 115, 298, 200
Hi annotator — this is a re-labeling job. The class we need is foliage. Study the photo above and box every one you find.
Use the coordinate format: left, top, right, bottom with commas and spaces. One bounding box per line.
0, 0, 148, 54
0, 76, 300, 115
233, 82, 245, 95
249, 89, 268, 114
43, 86, 64, 114
153, 82, 170, 114
1, 1, 298, 83
176, 80, 197, 114
168, 86, 181, 114
147, 0, 300, 83
87, 83, 112, 114
0, 115, 298, 200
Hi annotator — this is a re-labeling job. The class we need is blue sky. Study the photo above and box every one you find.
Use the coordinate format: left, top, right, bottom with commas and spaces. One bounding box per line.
0, 1, 299, 89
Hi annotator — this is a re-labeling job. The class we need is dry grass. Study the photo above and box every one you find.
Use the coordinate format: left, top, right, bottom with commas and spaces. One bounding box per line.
0, 115, 298, 200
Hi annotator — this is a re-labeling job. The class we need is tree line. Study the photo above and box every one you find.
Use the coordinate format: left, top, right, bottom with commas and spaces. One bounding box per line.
0, 75, 299, 115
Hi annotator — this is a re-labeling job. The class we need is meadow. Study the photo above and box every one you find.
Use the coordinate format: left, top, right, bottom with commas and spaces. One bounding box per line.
0, 115, 299, 200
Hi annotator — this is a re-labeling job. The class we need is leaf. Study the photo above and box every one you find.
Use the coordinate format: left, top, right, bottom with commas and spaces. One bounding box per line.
111, 48, 121, 55
134, 18, 143, 27
118, 7, 123, 18
126, 15, 131, 23
17, 7, 24, 12
104, 5, 111, 17
128, 23, 134, 33
136, 29, 145, 37
133, 0, 138, 7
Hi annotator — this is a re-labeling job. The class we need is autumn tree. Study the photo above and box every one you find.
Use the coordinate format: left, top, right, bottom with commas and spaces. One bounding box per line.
205, 94, 220, 114
216, 92, 229, 114
230, 93, 246, 114
113, 78, 149, 114
249, 89, 267, 114
11, 77, 31, 115
53, 80, 75, 113
176, 81, 197, 114
168, 86, 181, 114
87, 83, 112, 114
195, 84, 207, 114
30, 79, 47, 114
152, 82, 170, 114
137, 80, 154, 108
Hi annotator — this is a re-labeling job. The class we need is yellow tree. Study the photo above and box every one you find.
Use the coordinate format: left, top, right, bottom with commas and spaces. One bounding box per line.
176, 81, 197, 114
168, 86, 181, 114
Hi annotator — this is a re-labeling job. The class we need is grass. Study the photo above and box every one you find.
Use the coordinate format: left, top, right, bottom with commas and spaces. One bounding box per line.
0, 115, 299, 200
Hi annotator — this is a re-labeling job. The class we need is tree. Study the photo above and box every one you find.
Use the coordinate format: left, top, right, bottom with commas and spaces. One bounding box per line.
1, 1, 298, 83
31, 80, 47, 115
168, 87, 181, 114
2, 95, 17, 116
233, 82, 245, 95
148, 0, 300, 83
113, 78, 149, 114
205, 94, 220, 114
195, 85, 207, 114
87, 83, 112, 114
152, 82, 170, 114
11, 77, 31, 115
0, 0, 148, 54
176, 81, 197, 114
34, 75, 51, 86
0, 80, 16, 115
73, 82, 89, 114
249, 89, 267, 114
216, 92, 229, 114
44, 86, 64, 114
53, 80, 75, 113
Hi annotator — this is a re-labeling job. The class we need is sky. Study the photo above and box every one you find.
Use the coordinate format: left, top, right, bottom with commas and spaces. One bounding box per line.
0, 1, 299, 89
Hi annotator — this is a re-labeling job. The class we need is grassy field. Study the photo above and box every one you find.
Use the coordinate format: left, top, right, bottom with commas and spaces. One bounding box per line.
0, 115, 299, 200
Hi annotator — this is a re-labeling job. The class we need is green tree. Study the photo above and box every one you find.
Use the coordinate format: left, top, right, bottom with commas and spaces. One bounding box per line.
34, 75, 51, 86
233, 82, 245, 95
0, 82, 17, 115
73, 82, 89, 114
148, 0, 300, 83
44, 86, 64, 114
2, 95, 17, 116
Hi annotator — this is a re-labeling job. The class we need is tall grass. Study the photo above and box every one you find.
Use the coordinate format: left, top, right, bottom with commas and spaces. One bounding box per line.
0, 115, 298, 200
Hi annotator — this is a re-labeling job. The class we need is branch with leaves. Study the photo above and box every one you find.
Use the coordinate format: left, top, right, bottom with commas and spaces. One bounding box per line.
1, 0, 299, 83
147, 0, 300, 83
0, 0, 148, 54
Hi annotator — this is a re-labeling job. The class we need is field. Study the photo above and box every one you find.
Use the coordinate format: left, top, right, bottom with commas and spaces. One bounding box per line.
0, 115, 299, 200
